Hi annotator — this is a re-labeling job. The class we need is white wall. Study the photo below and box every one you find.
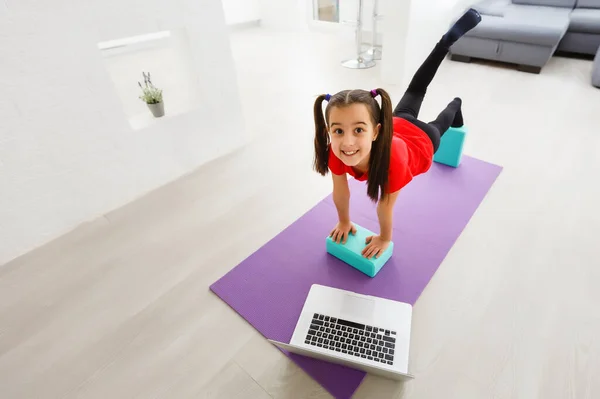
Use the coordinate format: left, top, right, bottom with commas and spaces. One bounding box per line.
220, 0, 310, 30
221, 0, 261, 25
257, 0, 311, 31
0, 0, 246, 265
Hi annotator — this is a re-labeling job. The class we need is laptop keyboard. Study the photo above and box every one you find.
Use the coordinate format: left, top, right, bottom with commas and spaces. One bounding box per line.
304, 313, 396, 365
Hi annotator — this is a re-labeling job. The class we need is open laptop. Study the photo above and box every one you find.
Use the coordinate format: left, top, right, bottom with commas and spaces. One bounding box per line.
268, 284, 414, 381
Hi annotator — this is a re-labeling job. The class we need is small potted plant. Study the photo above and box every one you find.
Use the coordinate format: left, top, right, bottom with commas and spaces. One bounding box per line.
138, 71, 164, 117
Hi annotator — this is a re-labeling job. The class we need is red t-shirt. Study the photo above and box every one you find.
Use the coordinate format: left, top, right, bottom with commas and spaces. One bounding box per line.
328, 117, 434, 193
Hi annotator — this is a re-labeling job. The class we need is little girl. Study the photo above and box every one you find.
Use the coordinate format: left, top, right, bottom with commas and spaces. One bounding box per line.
313, 8, 481, 259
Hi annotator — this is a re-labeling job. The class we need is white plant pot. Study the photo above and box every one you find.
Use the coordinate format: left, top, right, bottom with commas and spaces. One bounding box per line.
147, 102, 165, 118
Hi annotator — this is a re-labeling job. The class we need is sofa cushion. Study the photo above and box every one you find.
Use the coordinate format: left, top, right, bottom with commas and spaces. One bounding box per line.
512, 0, 575, 7
467, 14, 570, 46
569, 8, 600, 33
576, 0, 600, 9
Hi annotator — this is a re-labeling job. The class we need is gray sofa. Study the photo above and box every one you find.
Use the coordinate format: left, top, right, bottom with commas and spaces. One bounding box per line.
449, 0, 600, 73
594, 46, 600, 86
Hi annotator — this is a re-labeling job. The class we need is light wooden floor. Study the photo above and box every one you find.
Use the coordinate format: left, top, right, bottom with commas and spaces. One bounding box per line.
1, 27, 600, 398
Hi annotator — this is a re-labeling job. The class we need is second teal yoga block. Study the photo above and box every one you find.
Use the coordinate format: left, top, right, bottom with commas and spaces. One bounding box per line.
433, 125, 467, 168
326, 224, 393, 278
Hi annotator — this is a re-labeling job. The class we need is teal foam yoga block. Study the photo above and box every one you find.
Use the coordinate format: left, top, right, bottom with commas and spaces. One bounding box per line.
433, 125, 467, 168
326, 224, 394, 277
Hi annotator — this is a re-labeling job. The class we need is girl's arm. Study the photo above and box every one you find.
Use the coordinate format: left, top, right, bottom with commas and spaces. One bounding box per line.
377, 190, 400, 241
330, 173, 356, 243
332, 173, 351, 223
362, 190, 400, 258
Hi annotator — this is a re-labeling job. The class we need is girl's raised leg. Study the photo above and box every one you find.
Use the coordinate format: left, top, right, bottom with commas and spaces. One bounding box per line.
392, 8, 481, 119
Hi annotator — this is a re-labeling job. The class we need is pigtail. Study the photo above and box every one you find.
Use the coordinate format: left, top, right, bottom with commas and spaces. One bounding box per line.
367, 88, 393, 202
313, 94, 330, 175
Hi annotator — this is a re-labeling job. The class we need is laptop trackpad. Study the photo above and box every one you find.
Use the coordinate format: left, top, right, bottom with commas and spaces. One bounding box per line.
341, 294, 375, 321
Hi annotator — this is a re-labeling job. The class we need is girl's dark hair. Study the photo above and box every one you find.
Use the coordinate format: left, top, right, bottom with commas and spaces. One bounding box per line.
313, 88, 394, 202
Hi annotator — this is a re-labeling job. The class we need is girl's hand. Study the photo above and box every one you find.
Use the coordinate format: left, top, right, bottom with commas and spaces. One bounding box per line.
362, 235, 391, 259
330, 221, 357, 244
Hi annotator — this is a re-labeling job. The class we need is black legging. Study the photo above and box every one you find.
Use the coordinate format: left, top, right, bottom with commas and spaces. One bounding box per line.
393, 40, 463, 152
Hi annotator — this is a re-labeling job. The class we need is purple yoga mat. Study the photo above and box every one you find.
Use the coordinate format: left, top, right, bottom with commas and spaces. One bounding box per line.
210, 155, 502, 398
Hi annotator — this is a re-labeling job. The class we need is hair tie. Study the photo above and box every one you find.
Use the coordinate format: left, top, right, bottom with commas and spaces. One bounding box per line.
325, 94, 331, 101
370, 89, 378, 97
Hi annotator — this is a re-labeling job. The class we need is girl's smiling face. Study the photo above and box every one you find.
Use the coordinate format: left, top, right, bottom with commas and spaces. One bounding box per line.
328, 103, 380, 172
